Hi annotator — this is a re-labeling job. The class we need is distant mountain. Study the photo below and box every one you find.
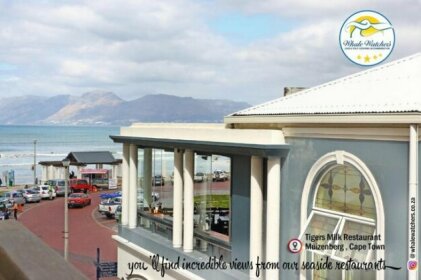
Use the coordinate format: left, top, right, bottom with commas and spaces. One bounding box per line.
0, 91, 250, 125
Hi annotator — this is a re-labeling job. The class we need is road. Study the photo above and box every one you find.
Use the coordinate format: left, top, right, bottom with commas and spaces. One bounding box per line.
16, 181, 230, 279
19, 192, 118, 279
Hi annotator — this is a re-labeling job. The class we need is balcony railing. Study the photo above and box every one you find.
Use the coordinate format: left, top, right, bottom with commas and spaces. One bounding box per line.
137, 210, 231, 261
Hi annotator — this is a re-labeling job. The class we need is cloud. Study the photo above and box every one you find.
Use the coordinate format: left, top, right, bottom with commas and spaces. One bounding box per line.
0, 0, 420, 104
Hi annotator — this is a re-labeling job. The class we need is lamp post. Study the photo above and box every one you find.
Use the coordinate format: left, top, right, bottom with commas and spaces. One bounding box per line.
62, 158, 70, 261
33, 140, 37, 185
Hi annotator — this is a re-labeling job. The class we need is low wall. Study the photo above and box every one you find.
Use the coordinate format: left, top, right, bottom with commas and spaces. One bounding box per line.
0, 221, 87, 280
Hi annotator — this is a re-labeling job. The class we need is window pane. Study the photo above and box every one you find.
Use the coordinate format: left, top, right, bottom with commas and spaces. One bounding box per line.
301, 213, 341, 253
137, 149, 174, 241
315, 165, 375, 219
334, 220, 375, 262
194, 154, 231, 259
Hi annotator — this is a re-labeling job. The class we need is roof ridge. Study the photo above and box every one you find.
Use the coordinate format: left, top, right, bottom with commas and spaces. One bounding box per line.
232, 52, 421, 116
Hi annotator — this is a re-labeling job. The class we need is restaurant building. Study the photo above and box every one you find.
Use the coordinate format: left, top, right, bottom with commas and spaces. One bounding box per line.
111, 53, 421, 280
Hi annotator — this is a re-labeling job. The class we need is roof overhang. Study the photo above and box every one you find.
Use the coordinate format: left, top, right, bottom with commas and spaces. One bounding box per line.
225, 113, 421, 127
38, 161, 86, 167
110, 123, 289, 157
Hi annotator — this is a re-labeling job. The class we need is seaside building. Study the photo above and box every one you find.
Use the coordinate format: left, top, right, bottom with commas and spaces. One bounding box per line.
110, 53, 421, 280
39, 151, 122, 187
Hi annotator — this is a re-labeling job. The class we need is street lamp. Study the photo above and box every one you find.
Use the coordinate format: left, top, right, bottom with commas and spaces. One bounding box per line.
33, 140, 37, 185
62, 158, 70, 262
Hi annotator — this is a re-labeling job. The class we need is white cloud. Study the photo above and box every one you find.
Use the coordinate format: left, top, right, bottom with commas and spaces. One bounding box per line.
0, 0, 420, 104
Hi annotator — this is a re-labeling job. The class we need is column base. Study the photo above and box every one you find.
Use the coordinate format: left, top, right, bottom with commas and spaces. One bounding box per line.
173, 244, 182, 248
183, 248, 193, 253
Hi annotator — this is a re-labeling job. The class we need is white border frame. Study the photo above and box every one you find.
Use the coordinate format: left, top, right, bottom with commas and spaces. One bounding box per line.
300, 151, 385, 280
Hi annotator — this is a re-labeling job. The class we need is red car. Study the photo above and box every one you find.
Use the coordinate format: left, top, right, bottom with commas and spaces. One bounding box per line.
68, 193, 91, 208
69, 179, 93, 193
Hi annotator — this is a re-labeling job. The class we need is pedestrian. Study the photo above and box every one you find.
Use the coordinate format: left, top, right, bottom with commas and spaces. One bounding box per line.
18, 203, 24, 214
48, 184, 54, 200
12, 202, 18, 220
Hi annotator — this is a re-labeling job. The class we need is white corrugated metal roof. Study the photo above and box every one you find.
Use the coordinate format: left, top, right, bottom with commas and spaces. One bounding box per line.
232, 53, 421, 116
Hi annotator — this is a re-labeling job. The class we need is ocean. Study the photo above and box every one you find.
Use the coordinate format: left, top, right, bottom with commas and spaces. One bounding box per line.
0, 125, 120, 185
0, 125, 230, 185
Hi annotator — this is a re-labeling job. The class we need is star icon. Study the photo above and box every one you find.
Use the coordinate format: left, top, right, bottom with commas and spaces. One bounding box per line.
373, 55, 378, 60
364, 55, 370, 63
357, 54, 362, 60
379, 53, 383, 57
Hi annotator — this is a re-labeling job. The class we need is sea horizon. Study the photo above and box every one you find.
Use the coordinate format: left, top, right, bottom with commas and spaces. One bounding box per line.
0, 124, 121, 185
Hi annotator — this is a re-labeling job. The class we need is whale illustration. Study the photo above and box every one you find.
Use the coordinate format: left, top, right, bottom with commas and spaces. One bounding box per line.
346, 19, 393, 38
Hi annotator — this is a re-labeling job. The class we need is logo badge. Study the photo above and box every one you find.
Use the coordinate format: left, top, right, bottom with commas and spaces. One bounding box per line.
339, 10, 395, 66
408, 260, 418, 271
287, 238, 303, 253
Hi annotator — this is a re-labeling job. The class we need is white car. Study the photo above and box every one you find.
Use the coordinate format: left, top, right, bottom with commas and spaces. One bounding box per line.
212, 170, 229, 181
32, 185, 56, 200
194, 172, 205, 183
137, 189, 160, 208
99, 197, 122, 218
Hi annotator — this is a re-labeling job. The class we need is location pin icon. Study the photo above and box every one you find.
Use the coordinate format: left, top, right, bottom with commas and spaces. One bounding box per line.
293, 241, 298, 250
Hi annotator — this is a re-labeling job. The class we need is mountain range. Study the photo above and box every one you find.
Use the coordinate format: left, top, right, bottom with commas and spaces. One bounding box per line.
0, 91, 250, 125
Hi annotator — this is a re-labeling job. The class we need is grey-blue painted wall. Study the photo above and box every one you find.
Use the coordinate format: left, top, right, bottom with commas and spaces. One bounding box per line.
231, 155, 251, 264
279, 138, 408, 280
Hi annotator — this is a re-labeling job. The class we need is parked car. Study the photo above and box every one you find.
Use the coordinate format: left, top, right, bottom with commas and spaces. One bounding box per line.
0, 191, 26, 208
194, 172, 205, 183
0, 202, 10, 220
115, 205, 122, 223
32, 185, 56, 200
137, 189, 160, 207
99, 191, 122, 200
46, 179, 67, 196
212, 170, 229, 181
68, 193, 91, 208
17, 189, 41, 203
69, 179, 93, 193
152, 175, 165, 186
98, 197, 122, 218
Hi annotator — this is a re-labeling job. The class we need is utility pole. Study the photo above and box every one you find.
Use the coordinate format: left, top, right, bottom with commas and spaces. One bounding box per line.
33, 140, 37, 185
62, 159, 70, 261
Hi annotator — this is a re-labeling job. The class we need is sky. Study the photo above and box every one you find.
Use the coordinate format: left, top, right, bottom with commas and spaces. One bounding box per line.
0, 0, 420, 105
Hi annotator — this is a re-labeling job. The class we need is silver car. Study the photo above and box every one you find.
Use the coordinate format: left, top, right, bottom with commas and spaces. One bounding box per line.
0, 191, 26, 208
46, 179, 67, 196
17, 189, 41, 203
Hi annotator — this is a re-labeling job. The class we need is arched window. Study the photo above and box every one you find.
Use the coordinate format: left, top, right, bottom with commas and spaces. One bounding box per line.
299, 151, 384, 280
314, 165, 375, 219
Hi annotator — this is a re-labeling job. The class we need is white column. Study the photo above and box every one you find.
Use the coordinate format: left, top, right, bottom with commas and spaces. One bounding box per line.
250, 156, 263, 279
266, 157, 281, 280
173, 149, 183, 248
52, 167, 57, 180
113, 165, 118, 180
121, 144, 130, 226
77, 166, 82, 179
41, 166, 48, 183
409, 125, 418, 280
128, 144, 138, 229
183, 149, 194, 252
144, 149, 152, 208
48, 165, 53, 180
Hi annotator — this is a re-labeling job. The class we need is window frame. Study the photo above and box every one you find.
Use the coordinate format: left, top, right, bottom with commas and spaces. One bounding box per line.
299, 151, 385, 280
299, 210, 375, 262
